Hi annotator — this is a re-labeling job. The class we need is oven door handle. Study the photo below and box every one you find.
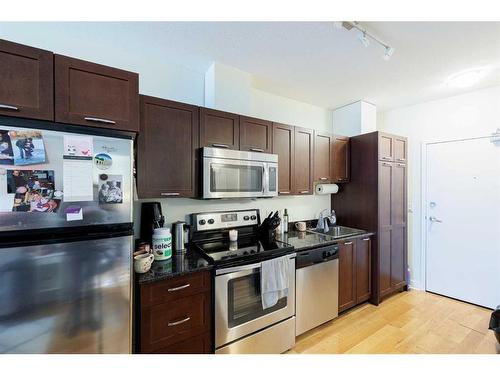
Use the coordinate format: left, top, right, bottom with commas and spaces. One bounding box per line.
215, 253, 296, 276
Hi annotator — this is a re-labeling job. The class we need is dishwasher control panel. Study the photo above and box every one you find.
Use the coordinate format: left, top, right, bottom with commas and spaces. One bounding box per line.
296, 244, 339, 269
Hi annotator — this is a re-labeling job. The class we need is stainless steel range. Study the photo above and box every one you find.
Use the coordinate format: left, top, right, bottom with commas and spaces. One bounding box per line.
191, 209, 296, 354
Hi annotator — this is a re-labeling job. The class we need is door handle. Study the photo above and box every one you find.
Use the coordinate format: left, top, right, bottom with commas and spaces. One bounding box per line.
429, 216, 443, 223
250, 148, 264, 152
84, 116, 116, 124
212, 143, 229, 148
167, 316, 190, 327
0, 103, 19, 111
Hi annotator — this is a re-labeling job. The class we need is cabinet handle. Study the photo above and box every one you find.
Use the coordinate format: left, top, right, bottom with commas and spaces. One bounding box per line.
84, 116, 116, 125
161, 192, 180, 196
212, 143, 229, 148
382, 162, 391, 166
397, 163, 405, 167
362, 238, 370, 241
299, 190, 309, 194
250, 148, 264, 152
381, 156, 392, 160
0, 104, 19, 111
319, 177, 328, 181
168, 316, 191, 327
344, 241, 353, 245
397, 158, 405, 161
279, 191, 290, 194
167, 283, 191, 292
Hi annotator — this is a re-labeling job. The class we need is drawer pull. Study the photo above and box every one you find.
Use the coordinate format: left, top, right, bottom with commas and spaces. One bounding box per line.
168, 316, 191, 327
397, 158, 405, 161
161, 192, 180, 196
167, 283, 191, 292
362, 238, 370, 241
299, 190, 309, 194
84, 116, 116, 125
279, 191, 290, 194
381, 156, 392, 160
0, 104, 19, 111
344, 241, 353, 245
212, 143, 229, 148
250, 148, 264, 152
319, 177, 328, 181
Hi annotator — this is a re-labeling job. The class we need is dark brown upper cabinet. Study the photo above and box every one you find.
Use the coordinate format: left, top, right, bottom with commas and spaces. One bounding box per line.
332, 135, 350, 183
0, 39, 54, 121
272, 123, 295, 195
54, 54, 139, 132
378, 133, 394, 162
200, 108, 239, 150
294, 127, 314, 195
393, 136, 407, 163
137, 96, 199, 198
314, 132, 334, 182
239, 116, 273, 153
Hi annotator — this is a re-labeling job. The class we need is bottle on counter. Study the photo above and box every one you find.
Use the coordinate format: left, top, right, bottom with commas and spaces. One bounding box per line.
152, 227, 172, 261
283, 208, 289, 233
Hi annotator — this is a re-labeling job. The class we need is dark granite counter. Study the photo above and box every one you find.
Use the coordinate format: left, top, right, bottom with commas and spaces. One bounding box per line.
136, 248, 212, 284
276, 228, 375, 252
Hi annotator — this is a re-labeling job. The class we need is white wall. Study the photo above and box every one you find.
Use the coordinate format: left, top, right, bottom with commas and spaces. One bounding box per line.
377, 85, 500, 289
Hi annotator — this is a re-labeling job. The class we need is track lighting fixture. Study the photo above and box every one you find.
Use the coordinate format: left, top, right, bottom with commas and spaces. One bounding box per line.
335, 21, 394, 60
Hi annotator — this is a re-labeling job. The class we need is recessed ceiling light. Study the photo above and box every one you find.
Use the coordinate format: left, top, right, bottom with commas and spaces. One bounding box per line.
446, 68, 488, 88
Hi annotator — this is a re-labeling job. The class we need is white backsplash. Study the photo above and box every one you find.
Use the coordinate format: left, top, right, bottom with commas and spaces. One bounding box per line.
133, 194, 331, 237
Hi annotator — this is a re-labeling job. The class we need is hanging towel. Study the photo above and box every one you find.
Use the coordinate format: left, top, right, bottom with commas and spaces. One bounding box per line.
261, 255, 289, 309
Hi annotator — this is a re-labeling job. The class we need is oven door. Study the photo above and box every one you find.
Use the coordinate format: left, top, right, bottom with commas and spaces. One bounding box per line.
214, 254, 296, 348
203, 157, 266, 198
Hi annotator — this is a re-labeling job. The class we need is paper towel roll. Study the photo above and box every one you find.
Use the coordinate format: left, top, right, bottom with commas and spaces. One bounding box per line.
315, 183, 339, 195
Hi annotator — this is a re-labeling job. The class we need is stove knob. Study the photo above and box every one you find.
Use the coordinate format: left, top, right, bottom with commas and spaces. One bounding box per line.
323, 251, 331, 258
198, 219, 206, 225
243, 216, 250, 221
208, 219, 215, 225
250, 250, 255, 254
243, 251, 249, 255
250, 215, 257, 220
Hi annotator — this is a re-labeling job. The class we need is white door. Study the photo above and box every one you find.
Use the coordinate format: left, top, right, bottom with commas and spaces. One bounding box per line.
425, 136, 500, 309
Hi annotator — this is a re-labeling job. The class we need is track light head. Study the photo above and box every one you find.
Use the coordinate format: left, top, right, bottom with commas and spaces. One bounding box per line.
358, 31, 370, 47
383, 46, 395, 60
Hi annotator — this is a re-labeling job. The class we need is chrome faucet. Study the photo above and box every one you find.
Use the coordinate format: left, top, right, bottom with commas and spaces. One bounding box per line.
316, 208, 337, 233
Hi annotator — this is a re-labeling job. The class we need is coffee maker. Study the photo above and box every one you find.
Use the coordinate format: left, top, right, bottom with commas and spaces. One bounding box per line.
140, 202, 165, 245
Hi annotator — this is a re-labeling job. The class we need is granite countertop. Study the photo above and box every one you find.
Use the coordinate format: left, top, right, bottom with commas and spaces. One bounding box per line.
136, 248, 212, 284
276, 228, 375, 252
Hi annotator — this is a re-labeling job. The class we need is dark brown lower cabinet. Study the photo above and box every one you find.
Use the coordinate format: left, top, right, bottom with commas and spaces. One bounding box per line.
338, 236, 372, 313
137, 270, 213, 354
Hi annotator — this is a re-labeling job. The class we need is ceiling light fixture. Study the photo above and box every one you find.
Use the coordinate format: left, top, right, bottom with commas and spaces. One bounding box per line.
335, 21, 394, 61
445, 68, 488, 88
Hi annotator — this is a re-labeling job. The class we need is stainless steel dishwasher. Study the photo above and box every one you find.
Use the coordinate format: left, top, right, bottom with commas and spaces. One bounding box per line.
295, 244, 339, 336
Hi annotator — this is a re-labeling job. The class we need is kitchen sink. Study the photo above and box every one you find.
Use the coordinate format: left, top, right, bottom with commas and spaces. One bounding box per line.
307, 225, 365, 239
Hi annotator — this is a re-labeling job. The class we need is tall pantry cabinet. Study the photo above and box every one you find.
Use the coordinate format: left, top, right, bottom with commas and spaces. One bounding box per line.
331, 131, 408, 305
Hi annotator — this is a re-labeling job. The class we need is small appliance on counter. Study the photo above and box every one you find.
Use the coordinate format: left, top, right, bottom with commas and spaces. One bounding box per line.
140, 202, 165, 245
172, 221, 190, 254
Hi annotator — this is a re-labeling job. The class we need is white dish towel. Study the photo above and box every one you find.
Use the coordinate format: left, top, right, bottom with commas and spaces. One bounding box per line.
260, 255, 289, 309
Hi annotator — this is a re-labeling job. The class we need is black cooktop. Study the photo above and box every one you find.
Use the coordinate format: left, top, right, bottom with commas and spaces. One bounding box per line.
194, 235, 294, 267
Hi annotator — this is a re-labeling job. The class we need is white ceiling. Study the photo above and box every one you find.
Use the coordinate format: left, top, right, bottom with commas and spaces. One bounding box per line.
2, 22, 500, 111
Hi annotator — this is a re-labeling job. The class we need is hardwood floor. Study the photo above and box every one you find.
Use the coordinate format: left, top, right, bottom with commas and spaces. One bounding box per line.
288, 290, 499, 354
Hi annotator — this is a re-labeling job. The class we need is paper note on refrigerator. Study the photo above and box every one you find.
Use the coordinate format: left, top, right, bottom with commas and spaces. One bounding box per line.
63, 159, 94, 202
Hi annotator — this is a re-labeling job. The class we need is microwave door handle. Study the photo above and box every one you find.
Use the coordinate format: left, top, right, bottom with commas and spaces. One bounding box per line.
262, 164, 268, 194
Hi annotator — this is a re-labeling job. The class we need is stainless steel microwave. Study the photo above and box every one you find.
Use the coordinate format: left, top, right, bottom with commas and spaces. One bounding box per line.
202, 147, 278, 199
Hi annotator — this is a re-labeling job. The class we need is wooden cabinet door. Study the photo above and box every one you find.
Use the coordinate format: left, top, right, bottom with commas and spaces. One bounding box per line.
378, 133, 394, 162
338, 240, 356, 312
294, 127, 314, 195
394, 136, 407, 163
272, 123, 295, 195
333, 135, 350, 183
314, 132, 334, 182
391, 162, 407, 288
0, 39, 54, 120
239, 116, 272, 153
137, 96, 199, 198
356, 237, 372, 304
200, 108, 239, 149
54, 55, 139, 131
378, 161, 393, 296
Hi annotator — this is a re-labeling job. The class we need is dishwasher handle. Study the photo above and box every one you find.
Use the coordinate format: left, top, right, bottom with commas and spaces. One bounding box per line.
296, 244, 339, 269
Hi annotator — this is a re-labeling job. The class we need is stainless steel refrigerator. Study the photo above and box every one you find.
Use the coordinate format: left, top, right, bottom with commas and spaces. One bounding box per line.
0, 117, 133, 353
